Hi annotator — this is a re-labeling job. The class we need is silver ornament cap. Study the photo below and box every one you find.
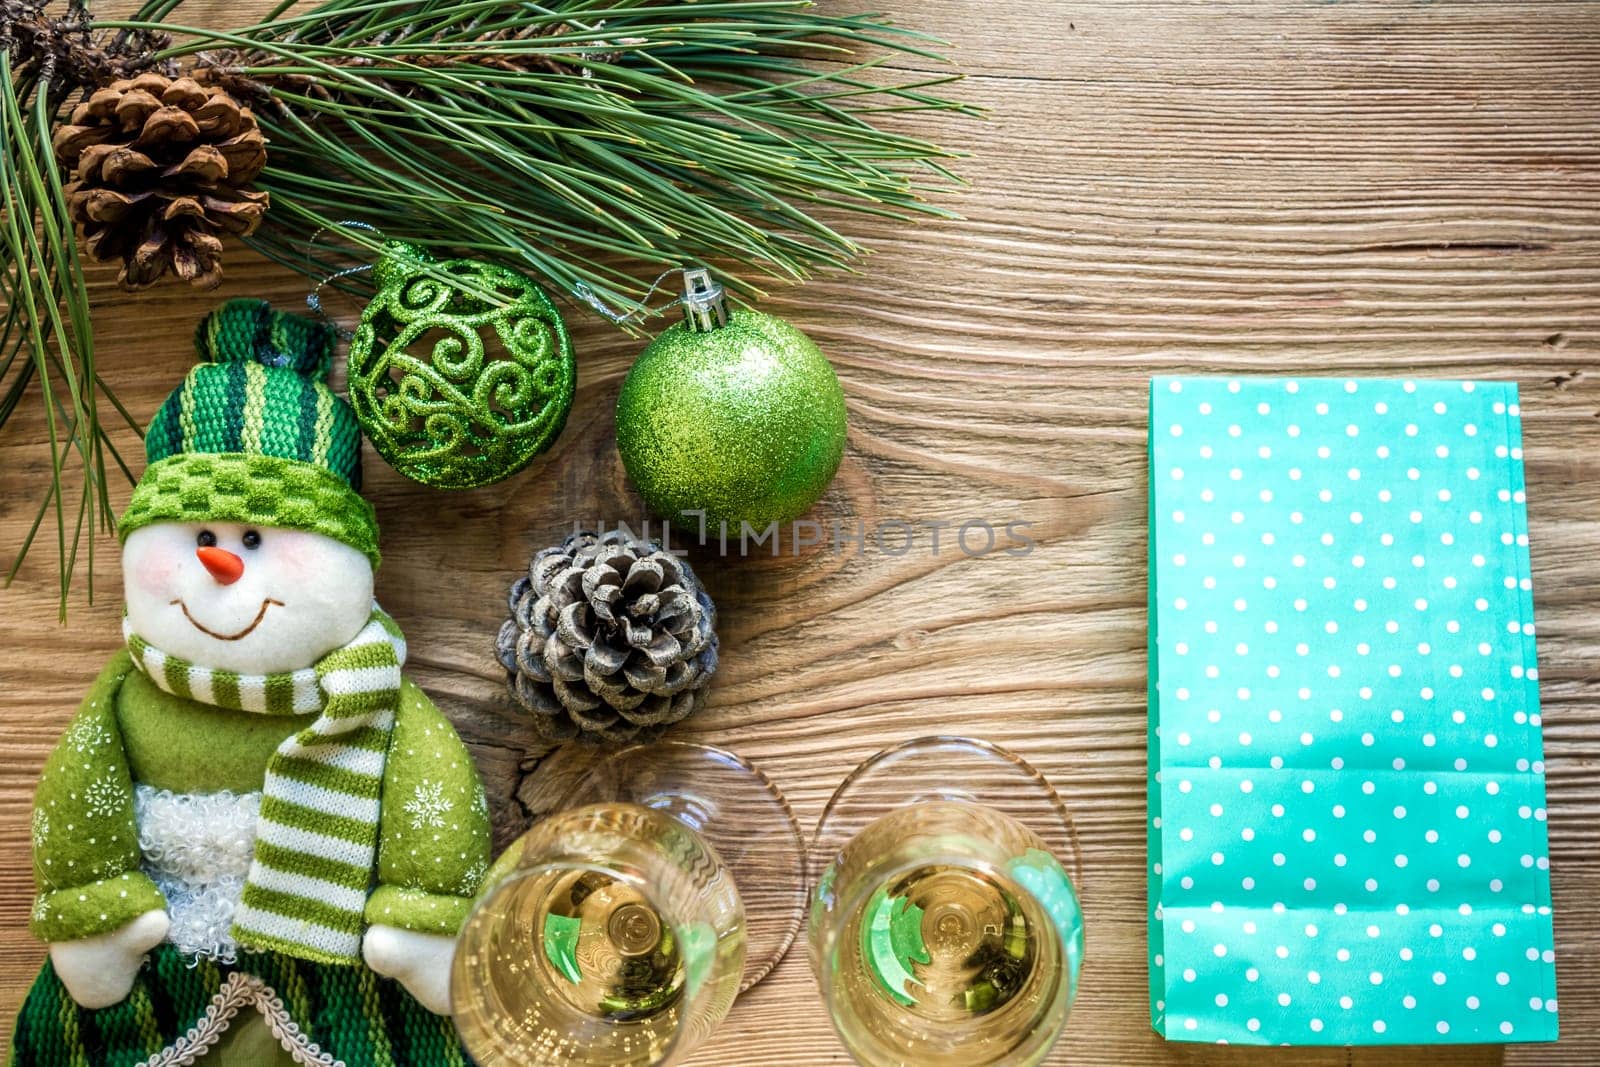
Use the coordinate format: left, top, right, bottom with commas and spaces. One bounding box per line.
680, 267, 729, 332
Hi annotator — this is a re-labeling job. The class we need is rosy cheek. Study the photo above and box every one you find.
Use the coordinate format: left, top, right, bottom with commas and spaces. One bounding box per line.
264, 537, 313, 581
133, 549, 181, 598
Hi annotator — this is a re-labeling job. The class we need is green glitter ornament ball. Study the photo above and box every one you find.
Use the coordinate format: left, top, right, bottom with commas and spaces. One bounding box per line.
615, 307, 847, 531
347, 241, 575, 490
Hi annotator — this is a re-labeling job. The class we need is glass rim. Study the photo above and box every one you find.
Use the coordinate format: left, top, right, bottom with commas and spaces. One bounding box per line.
814, 734, 1085, 889
561, 740, 808, 993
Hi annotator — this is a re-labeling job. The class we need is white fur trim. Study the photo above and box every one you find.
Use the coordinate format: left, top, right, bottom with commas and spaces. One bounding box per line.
135, 786, 260, 962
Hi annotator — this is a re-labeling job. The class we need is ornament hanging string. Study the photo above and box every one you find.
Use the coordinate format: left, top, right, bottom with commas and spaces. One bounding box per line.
572, 269, 692, 327
304, 220, 385, 337
303, 220, 689, 331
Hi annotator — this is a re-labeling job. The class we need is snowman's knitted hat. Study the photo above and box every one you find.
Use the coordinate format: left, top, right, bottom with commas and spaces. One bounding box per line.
118, 299, 380, 567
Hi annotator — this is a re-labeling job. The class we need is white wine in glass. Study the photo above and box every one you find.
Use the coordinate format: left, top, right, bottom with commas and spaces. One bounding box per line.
453, 803, 744, 1066
453, 742, 806, 1066
810, 737, 1085, 1067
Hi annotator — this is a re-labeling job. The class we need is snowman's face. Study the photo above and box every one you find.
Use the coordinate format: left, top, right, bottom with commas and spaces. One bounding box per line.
123, 521, 374, 674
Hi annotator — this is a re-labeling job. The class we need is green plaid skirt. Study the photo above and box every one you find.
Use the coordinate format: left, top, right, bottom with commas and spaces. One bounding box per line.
10, 944, 470, 1067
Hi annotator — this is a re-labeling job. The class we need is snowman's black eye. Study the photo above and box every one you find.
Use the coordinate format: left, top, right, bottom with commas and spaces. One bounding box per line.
196, 530, 217, 548
242, 530, 262, 550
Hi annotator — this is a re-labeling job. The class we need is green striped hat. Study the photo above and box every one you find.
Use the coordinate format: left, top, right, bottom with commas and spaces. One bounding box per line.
119, 300, 379, 566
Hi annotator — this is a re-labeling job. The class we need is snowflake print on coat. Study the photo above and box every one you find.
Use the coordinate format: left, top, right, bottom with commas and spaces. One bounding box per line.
456, 856, 489, 897
403, 780, 452, 830
82, 774, 128, 819
64, 719, 112, 753
30, 809, 48, 849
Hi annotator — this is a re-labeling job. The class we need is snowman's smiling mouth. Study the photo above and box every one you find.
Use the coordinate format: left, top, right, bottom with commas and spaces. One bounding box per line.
171, 597, 285, 641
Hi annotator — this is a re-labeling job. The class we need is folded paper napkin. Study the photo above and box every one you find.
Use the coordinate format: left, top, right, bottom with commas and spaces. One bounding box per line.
1147, 377, 1556, 1046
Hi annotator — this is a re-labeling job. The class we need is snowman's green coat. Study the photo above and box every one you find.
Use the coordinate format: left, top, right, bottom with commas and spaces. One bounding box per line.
118, 667, 311, 792
29, 651, 490, 944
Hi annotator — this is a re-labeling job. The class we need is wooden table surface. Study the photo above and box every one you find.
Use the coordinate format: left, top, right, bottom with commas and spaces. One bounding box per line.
3, 1, 1598, 1063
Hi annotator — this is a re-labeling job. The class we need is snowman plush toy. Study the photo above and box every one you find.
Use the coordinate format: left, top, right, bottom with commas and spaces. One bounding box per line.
11, 301, 490, 1066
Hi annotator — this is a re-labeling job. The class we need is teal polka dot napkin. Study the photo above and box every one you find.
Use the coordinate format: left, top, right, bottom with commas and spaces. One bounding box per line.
1147, 377, 1556, 1046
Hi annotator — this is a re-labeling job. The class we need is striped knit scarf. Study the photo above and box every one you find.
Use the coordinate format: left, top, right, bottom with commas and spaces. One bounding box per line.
123, 605, 406, 966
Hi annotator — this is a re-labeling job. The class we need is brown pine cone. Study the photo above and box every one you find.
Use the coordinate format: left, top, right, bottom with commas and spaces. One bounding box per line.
53, 73, 269, 290
496, 529, 719, 744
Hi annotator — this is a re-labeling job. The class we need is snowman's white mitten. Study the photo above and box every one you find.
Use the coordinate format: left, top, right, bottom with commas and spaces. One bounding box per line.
362, 924, 457, 1015
49, 909, 169, 1009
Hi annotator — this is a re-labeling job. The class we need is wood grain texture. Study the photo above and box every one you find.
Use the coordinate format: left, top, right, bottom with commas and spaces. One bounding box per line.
3, 1, 1599, 1062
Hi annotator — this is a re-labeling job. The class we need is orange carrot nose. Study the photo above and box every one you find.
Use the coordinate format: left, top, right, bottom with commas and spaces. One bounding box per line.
196, 545, 245, 585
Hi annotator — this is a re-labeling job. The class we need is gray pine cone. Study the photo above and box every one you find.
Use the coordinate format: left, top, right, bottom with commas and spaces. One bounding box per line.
496, 529, 719, 743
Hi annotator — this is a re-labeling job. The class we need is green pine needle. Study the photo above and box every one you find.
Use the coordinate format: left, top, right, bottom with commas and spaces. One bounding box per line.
137, 0, 977, 311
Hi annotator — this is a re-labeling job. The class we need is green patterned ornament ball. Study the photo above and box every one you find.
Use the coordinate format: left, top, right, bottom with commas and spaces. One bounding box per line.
615, 304, 847, 531
346, 241, 575, 490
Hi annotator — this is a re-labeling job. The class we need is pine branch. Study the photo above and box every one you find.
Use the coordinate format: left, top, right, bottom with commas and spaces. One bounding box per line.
148, 0, 976, 314
2, 0, 974, 611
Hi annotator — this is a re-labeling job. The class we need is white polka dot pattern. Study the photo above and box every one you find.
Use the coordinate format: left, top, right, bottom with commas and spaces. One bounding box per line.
1148, 377, 1556, 1046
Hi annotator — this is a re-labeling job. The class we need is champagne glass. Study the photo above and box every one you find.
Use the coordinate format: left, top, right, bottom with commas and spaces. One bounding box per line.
453, 742, 806, 1066
809, 736, 1085, 1067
